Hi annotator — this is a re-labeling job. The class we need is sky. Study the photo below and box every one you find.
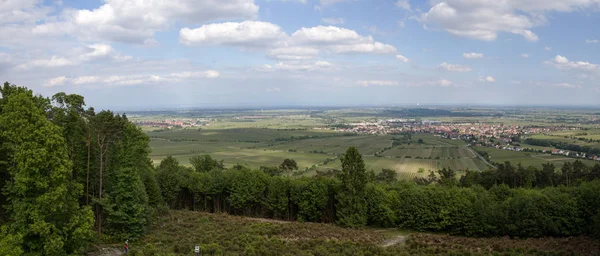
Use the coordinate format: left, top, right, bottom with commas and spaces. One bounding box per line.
1, 0, 600, 109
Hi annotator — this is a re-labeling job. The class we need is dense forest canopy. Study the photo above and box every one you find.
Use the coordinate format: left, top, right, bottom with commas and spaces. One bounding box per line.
1, 82, 600, 255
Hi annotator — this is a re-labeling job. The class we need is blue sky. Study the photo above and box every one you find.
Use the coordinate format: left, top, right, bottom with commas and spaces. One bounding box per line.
1, 0, 599, 109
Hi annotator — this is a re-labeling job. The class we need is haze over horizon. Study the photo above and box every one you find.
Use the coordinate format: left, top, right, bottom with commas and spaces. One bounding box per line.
1, 0, 600, 108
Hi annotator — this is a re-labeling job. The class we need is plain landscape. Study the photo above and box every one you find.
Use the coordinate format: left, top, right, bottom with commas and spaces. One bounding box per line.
3, 0, 600, 255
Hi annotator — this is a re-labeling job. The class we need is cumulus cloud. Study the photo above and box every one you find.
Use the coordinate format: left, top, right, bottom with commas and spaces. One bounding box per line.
396, 54, 409, 63
478, 76, 496, 83
439, 62, 471, 72
544, 46, 552, 51
180, 21, 286, 47
181, 23, 397, 56
32, 0, 259, 44
521, 53, 530, 58
463, 52, 484, 59
585, 39, 599, 43
548, 55, 598, 72
421, 1, 600, 42
357, 80, 398, 86
321, 17, 345, 25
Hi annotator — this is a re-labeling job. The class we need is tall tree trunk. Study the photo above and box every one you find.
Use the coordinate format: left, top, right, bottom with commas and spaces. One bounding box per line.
86, 134, 91, 206
98, 148, 103, 239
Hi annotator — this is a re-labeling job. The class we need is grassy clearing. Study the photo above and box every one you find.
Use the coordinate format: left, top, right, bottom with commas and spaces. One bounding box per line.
90, 210, 600, 256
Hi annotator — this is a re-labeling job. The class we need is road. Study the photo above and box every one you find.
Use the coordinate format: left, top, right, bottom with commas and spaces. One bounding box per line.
466, 146, 497, 170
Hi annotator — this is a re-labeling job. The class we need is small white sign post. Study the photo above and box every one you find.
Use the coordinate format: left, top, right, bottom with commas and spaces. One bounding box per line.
195, 245, 200, 256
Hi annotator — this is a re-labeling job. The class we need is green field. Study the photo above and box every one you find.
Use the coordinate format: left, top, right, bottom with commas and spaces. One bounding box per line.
148, 128, 489, 178
474, 146, 598, 168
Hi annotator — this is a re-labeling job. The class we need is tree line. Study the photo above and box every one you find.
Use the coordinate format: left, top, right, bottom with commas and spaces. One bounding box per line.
1, 82, 600, 254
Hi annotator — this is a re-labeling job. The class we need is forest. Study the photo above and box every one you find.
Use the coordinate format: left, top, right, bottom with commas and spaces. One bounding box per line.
1, 82, 600, 255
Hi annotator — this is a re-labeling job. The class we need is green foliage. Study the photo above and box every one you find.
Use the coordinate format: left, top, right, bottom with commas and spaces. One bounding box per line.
364, 183, 396, 227
229, 169, 269, 213
157, 156, 186, 208
336, 147, 368, 227
190, 154, 224, 173
105, 168, 149, 240
266, 177, 291, 219
260, 165, 283, 177
0, 89, 94, 254
376, 168, 397, 183
279, 158, 298, 172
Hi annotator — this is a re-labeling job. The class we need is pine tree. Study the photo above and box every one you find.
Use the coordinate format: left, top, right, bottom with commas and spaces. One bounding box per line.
0, 90, 94, 254
105, 167, 148, 240
336, 147, 368, 227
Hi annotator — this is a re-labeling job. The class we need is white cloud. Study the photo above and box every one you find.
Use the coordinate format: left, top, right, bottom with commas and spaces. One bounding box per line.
438, 79, 453, 87
43, 69, 220, 88
439, 62, 471, 72
396, 54, 409, 63
20, 56, 75, 69
33, 0, 259, 44
549, 55, 598, 72
395, 0, 411, 11
80, 44, 114, 61
544, 46, 552, 51
44, 76, 67, 87
521, 53, 530, 58
17, 43, 132, 70
180, 21, 286, 47
553, 82, 582, 88
258, 61, 333, 72
421, 1, 600, 42
293, 26, 368, 45
267, 47, 319, 60
478, 76, 496, 83
72, 76, 100, 85
180, 24, 397, 56
321, 17, 345, 25
289, 26, 397, 54
586, 39, 600, 43
331, 42, 397, 54
357, 80, 398, 86
170, 70, 220, 79
463, 52, 484, 59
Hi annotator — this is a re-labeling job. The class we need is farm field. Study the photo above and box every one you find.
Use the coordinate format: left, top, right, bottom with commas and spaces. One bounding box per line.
474, 146, 598, 168
148, 128, 490, 178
